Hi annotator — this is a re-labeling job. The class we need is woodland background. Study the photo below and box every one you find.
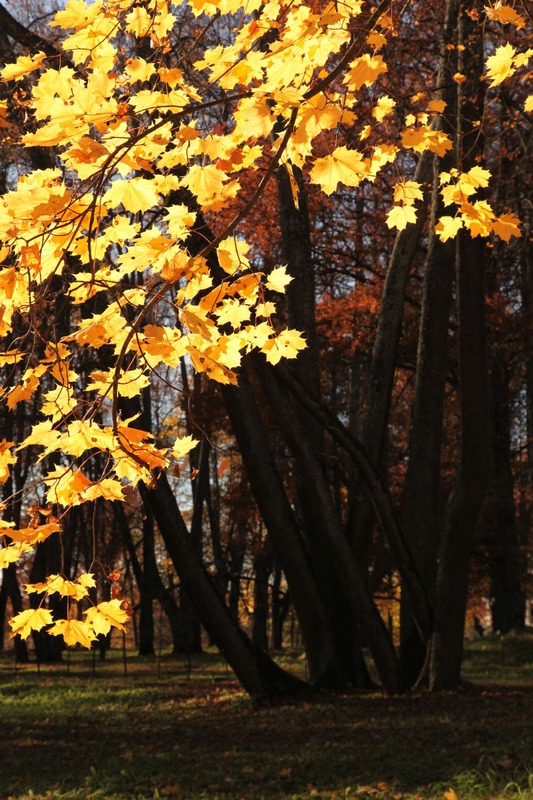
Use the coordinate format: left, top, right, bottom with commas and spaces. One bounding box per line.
0, 0, 531, 704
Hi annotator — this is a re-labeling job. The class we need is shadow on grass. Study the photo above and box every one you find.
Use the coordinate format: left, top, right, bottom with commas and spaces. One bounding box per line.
1, 637, 532, 799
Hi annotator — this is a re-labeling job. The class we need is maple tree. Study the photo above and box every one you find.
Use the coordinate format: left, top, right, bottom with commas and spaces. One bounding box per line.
0, 0, 531, 695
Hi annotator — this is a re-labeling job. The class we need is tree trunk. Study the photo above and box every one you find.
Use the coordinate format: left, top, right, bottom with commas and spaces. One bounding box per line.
487, 351, 525, 633
429, 233, 491, 689
223, 372, 346, 687
140, 472, 306, 697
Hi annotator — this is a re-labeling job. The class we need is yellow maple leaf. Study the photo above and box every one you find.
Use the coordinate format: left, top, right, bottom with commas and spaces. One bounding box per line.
525, 96, 533, 112
217, 238, 251, 275
266, 266, 293, 293
345, 54, 387, 91
85, 599, 130, 636
309, 146, 366, 195
393, 181, 423, 206
485, 3, 526, 29
460, 200, 495, 237
0, 542, 33, 569
9, 608, 54, 640
435, 216, 464, 242
50, 0, 98, 30
26, 573, 92, 600
486, 43, 517, 86
82, 479, 126, 502
7, 522, 61, 546
49, 619, 96, 648
0, 440, 16, 484
401, 126, 453, 156
453, 72, 467, 84
261, 329, 306, 365
492, 212, 521, 241
188, 346, 239, 384
1, 52, 48, 82
386, 204, 418, 231
428, 99, 446, 113
171, 435, 199, 460
372, 96, 396, 123
103, 178, 161, 213
86, 368, 150, 399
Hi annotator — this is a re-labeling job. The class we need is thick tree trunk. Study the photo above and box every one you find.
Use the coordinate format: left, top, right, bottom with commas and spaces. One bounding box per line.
429, 233, 491, 689
399, 159, 457, 684
140, 472, 306, 697
255, 359, 400, 692
429, 2, 491, 690
223, 372, 346, 687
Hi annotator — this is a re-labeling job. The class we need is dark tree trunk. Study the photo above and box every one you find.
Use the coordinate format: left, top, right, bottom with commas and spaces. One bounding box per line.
399, 159, 457, 684
429, 233, 491, 689
29, 537, 65, 662
252, 539, 272, 651
223, 371, 346, 687
487, 352, 525, 633
138, 503, 156, 656
140, 472, 306, 697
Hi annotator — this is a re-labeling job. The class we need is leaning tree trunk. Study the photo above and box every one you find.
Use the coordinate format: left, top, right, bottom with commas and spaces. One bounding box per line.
223, 372, 349, 687
141, 472, 305, 697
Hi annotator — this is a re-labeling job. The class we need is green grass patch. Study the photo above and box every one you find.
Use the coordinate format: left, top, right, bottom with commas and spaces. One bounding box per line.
0, 635, 532, 800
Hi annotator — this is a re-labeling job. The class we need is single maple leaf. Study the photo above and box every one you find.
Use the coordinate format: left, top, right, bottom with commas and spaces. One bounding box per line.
486, 43, 517, 86
85, 599, 130, 636
9, 608, 53, 640
1, 52, 48, 82
386, 204, 418, 231
266, 265, 293, 293
309, 146, 366, 195
435, 216, 464, 242
49, 619, 96, 648
485, 3, 526, 29
262, 329, 307, 365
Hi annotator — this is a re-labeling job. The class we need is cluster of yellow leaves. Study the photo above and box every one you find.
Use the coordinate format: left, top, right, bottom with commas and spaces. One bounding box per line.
0, 0, 526, 650
6, 570, 131, 647
435, 167, 521, 242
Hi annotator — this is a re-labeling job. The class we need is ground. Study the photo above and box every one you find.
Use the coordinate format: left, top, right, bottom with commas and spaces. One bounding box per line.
0, 636, 532, 800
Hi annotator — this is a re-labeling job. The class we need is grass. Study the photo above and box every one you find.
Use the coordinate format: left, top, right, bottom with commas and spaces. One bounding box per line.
0, 635, 532, 800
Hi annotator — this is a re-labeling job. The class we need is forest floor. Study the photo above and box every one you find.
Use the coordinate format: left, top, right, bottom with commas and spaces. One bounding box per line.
0, 634, 532, 800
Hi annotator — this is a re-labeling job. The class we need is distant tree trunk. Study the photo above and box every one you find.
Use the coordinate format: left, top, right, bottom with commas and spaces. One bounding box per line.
398, 0, 461, 687
487, 351, 525, 633
138, 503, 156, 656
113, 501, 182, 654
399, 159, 455, 686
174, 587, 203, 654
270, 557, 287, 650
252, 537, 272, 651
0, 564, 28, 663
